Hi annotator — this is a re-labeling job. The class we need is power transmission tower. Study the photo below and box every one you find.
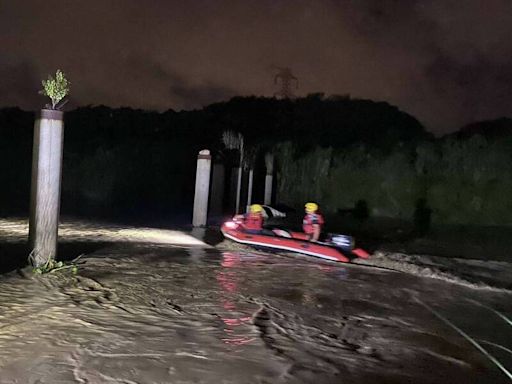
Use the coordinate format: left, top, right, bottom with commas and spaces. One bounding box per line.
274, 67, 298, 99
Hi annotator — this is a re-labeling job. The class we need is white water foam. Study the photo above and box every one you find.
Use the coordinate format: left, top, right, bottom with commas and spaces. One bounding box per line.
353, 251, 512, 292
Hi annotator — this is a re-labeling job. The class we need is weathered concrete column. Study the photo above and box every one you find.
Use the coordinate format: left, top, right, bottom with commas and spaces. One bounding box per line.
29, 109, 64, 266
192, 149, 212, 227
235, 166, 242, 214
235, 142, 244, 214
264, 153, 274, 205
209, 161, 225, 217
246, 168, 254, 213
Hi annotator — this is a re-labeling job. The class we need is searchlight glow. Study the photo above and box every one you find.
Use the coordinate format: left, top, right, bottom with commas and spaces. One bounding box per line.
0, 218, 208, 247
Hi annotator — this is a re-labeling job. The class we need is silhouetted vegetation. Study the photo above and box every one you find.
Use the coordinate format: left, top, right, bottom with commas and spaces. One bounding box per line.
453, 117, 512, 140
0, 96, 511, 225
354, 200, 370, 222
413, 198, 432, 236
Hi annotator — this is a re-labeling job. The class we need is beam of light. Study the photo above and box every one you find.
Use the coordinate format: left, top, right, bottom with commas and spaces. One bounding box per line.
413, 296, 512, 381
479, 340, 512, 357
467, 299, 512, 327
0, 218, 209, 247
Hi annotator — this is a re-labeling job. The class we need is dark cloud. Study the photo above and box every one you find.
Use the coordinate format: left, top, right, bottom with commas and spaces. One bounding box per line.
169, 78, 235, 108
425, 54, 512, 123
125, 57, 235, 108
0, 59, 40, 108
1, 0, 512, 133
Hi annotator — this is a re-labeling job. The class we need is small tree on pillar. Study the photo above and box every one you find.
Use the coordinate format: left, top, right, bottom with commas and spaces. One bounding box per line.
29, 70, 71, 272
39, 69, 70, 110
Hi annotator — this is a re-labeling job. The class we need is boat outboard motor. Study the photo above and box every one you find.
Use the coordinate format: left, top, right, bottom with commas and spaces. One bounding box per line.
329, 234, 354, 250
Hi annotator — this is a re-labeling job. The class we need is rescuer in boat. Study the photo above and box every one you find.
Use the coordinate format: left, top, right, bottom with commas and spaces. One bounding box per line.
234, 204, 264, 234
303, 202, 324, 241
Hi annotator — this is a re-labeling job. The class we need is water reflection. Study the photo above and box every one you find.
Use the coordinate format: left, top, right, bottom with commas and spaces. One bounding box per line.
317, 264, 349, 280
187, 247, 206, 259
216, 252, 256, 346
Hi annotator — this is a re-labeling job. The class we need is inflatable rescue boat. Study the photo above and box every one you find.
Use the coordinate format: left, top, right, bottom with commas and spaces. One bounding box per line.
221, 219, 370, 263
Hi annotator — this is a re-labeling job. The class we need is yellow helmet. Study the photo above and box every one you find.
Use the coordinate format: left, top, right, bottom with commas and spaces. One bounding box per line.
250, 204, 263, 213
305, 202, 318, 213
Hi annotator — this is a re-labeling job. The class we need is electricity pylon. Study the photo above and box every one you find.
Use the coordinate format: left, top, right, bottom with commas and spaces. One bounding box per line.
274, 67, 298, 99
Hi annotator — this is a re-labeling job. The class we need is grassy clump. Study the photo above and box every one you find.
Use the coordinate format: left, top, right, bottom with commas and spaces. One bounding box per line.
30, 251, 81, 275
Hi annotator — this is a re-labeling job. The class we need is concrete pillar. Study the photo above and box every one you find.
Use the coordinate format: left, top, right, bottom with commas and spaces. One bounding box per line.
189, 228, 207, 259
235, 166, 242, 214
246, 168, 254, 213
264, 153, 274, 205
190, 227, 206, 242
209, 161, 225, 217
192, 149, 212, 227
29, 109, 64, 266
235, 142, 244, 214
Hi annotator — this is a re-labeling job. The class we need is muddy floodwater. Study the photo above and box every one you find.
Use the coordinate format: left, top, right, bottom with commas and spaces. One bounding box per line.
0, 219, 511, 383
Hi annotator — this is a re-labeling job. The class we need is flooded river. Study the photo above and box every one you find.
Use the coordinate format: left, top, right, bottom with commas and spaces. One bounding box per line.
0, 218, 511, 383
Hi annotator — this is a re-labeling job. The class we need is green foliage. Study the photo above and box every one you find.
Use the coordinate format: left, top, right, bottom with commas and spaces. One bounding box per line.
31, 252, 81, 275
40, 69, 70, 110
276, 136, 512, 225
32, 259, 79, 275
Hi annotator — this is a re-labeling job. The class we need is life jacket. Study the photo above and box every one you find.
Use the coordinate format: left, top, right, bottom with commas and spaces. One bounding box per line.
244, 212, 263, 231
303, 213, 324, 234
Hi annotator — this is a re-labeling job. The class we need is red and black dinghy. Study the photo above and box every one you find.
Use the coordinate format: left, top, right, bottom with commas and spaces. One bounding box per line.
221, 220, 370, 263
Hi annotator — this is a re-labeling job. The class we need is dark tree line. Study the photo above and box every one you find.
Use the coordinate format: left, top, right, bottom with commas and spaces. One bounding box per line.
1, 96, 509, 225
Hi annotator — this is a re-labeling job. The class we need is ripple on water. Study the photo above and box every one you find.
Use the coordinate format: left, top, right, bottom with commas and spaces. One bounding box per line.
0, 221, 511, 383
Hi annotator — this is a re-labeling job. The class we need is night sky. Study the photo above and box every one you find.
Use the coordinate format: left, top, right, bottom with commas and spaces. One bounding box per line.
1, 0, 511, 133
